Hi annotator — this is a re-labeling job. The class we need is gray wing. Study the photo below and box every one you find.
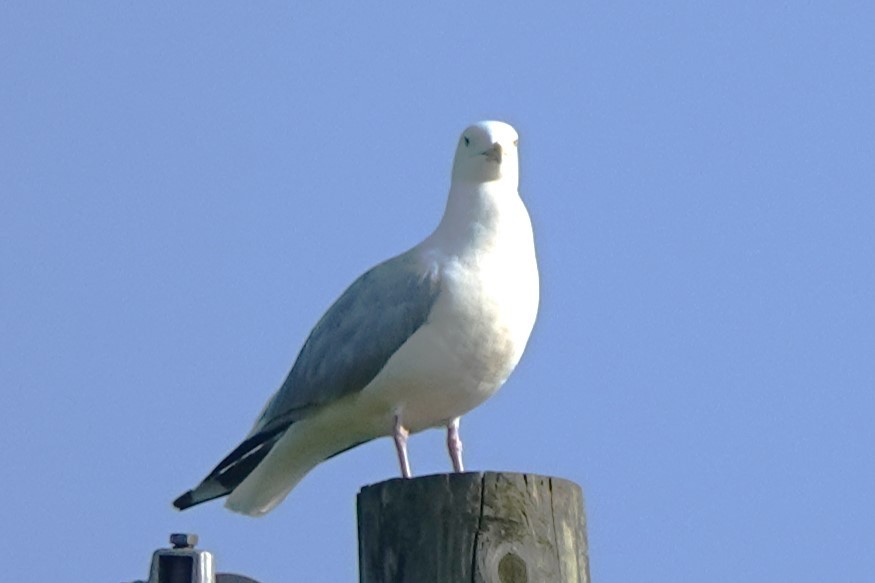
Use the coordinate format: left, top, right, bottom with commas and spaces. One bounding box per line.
256, 250, 441, 433
173, 250, 441, 510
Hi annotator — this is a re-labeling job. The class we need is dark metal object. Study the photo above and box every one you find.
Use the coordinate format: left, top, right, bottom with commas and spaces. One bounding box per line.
129, 533, 262, 583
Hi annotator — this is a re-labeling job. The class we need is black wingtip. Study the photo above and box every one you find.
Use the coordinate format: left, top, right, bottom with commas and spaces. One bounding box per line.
173, 490, 196, 511
173, 482, 234, 510
171, 425, 291, 512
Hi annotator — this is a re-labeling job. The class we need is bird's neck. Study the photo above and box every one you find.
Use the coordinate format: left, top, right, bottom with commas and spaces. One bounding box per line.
429, 179, 524, 255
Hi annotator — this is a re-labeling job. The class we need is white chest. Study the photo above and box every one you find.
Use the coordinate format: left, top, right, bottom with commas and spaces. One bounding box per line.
433, 237, 539, 383
363, 211, 538, 430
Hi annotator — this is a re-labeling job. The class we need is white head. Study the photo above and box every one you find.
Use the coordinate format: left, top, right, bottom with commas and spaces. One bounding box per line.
451, 121, 520, 187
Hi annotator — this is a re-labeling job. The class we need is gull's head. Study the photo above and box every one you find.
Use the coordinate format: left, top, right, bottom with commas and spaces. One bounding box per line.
451, 120, 520, 186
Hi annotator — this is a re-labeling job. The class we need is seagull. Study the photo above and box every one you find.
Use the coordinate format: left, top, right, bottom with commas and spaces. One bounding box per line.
173, 120, 539, 516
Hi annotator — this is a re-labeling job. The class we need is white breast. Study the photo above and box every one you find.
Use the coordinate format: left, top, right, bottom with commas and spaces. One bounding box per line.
360, 183, 539, 432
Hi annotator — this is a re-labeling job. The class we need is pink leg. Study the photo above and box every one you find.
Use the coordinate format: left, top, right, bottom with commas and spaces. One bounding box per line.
447, 417, 464, 472
393, 414, 412, 478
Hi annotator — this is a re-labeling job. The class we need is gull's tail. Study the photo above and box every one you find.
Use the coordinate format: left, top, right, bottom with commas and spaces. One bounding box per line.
173, 424, 289, 511
173, 396, 373, 516
223, 413, 371, 516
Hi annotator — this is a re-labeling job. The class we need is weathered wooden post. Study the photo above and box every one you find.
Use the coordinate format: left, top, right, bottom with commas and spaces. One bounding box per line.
357, 472, 589, 583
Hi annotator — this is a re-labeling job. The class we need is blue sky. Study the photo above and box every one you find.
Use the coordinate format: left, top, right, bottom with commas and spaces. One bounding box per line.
2, 2, 873, 581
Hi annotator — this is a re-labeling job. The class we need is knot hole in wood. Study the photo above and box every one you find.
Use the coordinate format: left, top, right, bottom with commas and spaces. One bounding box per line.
498, 551, 528, 583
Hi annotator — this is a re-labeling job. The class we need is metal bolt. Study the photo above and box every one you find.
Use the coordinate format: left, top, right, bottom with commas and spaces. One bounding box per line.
170, 533, 199, 549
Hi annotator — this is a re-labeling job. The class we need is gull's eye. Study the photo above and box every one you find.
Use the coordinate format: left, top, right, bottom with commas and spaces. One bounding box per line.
464, 136, 470, 147
513, 139, 519, 147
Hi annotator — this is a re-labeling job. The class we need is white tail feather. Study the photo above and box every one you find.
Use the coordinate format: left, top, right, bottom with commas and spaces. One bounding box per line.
225, 395, 375, 516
